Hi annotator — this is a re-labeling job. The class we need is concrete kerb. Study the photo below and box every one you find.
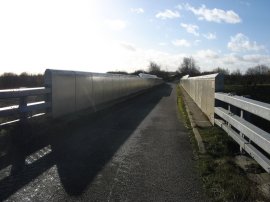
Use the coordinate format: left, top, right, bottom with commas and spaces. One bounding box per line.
179, 85, 206, 154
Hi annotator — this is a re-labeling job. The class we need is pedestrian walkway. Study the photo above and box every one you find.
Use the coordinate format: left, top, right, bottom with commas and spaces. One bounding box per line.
1, 83, 206, 201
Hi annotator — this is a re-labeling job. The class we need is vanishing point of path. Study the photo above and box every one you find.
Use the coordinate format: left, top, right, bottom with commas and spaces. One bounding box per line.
1, 83, 205, 201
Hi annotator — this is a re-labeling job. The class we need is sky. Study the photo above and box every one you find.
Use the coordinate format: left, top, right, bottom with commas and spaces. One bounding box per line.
0, 0, 270, 74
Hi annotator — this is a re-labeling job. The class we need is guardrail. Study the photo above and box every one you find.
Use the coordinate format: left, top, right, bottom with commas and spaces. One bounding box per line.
180, 74, 270, 173
0, 70, 163, 125
45, 69, 163, 118
215, 93, 270, 173
180, 73, 224, 124
0, 87, 51, 126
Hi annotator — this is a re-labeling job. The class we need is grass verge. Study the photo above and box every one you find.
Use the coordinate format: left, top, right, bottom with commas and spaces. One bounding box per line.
176, 85, 199, 155
176, 85, 263, 202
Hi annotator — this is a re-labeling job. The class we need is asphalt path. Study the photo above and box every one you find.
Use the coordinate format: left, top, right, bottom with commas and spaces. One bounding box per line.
1, 83, 205, 201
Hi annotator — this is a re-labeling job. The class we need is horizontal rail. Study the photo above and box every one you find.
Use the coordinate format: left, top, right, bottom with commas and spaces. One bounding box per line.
215, 92, 270, 121
0, 102, 51, 117
215, 118, 270, 173
215, 107, 270, 154
0, 113, 47, 126
0, 87, 51, 99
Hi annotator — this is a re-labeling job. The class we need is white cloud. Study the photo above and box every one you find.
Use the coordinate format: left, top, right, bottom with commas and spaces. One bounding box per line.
228, 33, 264, 52
172, 39, 190, 47
185, 4, 241, 24
194, 40, 201, 46
203, 33, 216, 40
242, 54, 270, 63
180, 23, 199, 36
1, 1, 268, 75
196, 49, 219, 59
106, 19, 127, 31
181, 52, 270, 72
131, 8, 144, 14
158, 42, 167, 46
176, 5, 183, 10
155, 9, 180, 19
120, 42, 136, 51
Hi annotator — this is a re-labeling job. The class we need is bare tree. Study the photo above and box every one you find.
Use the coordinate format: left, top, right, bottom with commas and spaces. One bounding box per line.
148, 61, 161, 74
178, 57, 200, 76
231, 69, 242, 76
212, 67, 230, 75
246, 65, 270, 75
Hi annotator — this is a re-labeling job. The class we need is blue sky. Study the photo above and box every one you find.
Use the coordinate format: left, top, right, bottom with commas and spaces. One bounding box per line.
0, 0, 269, 74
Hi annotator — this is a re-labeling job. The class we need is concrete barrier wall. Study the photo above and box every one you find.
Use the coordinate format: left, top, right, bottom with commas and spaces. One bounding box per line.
45, 69, 163, 118
180, 73, 224, 124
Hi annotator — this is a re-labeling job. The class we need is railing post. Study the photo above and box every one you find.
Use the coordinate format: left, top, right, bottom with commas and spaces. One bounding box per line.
239, 109, 245, 153
228, 104, 231, 128
19, 96, 27, 124
45, 87, 51, 115
11, 96, 28, 174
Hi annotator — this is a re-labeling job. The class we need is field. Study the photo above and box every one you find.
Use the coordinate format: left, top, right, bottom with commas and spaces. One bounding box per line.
224, 84, 270, 103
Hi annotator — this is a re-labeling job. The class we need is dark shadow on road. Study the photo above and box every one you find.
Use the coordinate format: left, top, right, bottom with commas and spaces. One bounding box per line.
0, 83, 172, 200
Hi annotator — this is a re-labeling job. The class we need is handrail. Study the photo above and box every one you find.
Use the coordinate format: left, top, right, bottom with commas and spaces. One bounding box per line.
0, 87, 51, 126
215, 92, 270, 121
215, 93, 270, 173
0, 87, 51, 99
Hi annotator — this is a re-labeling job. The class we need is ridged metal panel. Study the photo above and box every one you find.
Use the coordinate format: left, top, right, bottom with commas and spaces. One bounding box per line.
92, 73, 105, 106
102, 75, 113, 103
45, 69, 163, 118
45, 69, 76, 117
180, 73, 224, 124
75, 72, 94, 111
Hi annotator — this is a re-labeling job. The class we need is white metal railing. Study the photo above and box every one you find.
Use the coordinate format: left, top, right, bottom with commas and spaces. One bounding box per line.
0, 87, 51, 126
215, 92, 270, 173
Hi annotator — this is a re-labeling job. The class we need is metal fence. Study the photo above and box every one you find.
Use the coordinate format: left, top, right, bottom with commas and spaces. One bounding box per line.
215, 93, 270, 173
0, 87, 51, 126
0, 69, 163, 125
180, 73, 224, 124
45, 69, 163, 118
180, 74, 270, 173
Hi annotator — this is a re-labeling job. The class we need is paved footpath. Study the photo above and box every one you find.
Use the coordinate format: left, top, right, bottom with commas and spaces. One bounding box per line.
1, 83, 205, 202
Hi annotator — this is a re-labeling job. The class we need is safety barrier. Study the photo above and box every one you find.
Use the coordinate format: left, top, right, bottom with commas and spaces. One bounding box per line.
0, 69, 162, 125
215, 93, 270, 173
0, 87, 51, 126
180, 73, 224, 124
180, 74, 270, 173
45, 69, 163, 118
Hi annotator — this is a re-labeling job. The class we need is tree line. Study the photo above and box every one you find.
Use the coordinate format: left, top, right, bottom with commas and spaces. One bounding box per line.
177, 57, 270, 85
1, 57, 270, 89
0, 72, 44, 89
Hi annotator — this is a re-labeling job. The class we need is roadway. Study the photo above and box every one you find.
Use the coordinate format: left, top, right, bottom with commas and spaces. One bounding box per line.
1, 83, 205, 201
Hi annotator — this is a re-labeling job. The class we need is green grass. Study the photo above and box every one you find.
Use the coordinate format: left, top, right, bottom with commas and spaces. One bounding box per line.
176, 85, 199, 156
176, 85, 191, 130
176, 85, 263, 202
198, 127, 259, 202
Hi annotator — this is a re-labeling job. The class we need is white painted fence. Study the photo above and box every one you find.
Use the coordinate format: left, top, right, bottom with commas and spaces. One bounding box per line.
180, 74, 270, 173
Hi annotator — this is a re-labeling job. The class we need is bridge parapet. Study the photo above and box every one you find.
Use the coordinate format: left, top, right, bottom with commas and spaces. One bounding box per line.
45, 69, 163, 118
180, 73, 224, 124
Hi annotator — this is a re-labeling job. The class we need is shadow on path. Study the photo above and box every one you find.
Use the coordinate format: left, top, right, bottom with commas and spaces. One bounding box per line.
0, 84, 172, 200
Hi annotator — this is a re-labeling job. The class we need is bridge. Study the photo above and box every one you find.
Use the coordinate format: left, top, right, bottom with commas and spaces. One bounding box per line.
0, 70, 205, 201
1, 70, 270, 201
